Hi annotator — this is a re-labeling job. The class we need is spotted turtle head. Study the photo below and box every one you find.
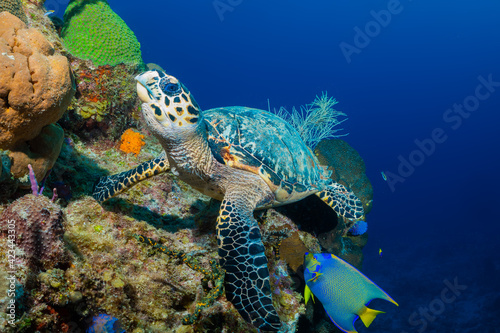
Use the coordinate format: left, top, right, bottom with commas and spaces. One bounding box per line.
135, 71, 201, 136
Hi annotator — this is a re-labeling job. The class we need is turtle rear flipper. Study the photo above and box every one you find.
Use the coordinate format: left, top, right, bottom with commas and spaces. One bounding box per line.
217, 190, 281, 331
316, 181, 364, 220
92, 152, 169, 203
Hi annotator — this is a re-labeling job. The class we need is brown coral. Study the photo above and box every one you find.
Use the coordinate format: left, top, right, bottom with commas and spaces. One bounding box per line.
315, 139, 374, 214
278, 232, 309, 273
0, 194, 68, 270
0, 12, 74, 150
9, 123, 65, 188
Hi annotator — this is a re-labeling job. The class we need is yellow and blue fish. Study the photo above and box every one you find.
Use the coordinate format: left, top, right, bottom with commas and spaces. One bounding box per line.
304, 252, 398, 333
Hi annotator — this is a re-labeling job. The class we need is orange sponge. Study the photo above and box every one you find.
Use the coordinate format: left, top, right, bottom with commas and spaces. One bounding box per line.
119, 128, 145, 156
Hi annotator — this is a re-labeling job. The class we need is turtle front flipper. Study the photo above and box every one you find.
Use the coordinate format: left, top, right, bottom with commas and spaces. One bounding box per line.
316, 181, 364, 219
217, 192, 281, 331
93, 152, 169, 203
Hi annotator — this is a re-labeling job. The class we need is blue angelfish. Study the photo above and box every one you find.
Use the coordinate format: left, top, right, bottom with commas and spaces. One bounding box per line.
303, 252, 398, 333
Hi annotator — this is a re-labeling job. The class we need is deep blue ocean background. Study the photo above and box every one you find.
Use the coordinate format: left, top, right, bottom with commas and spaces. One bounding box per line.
50, 0, 500, 331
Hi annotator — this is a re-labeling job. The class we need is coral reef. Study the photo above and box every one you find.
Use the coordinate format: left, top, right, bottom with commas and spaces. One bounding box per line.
0, 153, 18, 200
0, 131, 372, 332
134, 234, 225, 325
0, 0, 28, 24
0, 10, 373, 327
277, 232, 310, 273
55, 0, 146, 139
315, 139, 373, 214
0, 12, 74, 150
59, 60, 143, 140
61, 0, 144, 68
8, 123, 65, 189
0, 193, 68, 270
119, 128, 145, 156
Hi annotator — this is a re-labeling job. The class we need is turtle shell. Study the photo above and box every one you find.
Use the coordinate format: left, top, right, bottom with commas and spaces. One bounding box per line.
203, 106, 330, 203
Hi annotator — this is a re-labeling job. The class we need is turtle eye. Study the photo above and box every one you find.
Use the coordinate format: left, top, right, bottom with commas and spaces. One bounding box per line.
165, 83, 179, 92
160, 78, 181, 96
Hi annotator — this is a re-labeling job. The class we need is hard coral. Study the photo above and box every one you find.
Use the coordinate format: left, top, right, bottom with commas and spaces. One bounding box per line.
0, 194, 68, 270
119, 128, 145, 156
315, 139, 373, 214
60, 60, 142, 140
9, 123, 65, 189
61, 0, 144, 67
0, 0, 28, 24
0, 12, 74, 150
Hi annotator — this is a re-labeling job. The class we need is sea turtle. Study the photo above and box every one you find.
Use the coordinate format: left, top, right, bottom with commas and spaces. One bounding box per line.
93, 70, 364, 331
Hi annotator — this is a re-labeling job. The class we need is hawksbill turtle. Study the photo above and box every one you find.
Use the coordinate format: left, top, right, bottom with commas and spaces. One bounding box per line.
93, 70, 364, 331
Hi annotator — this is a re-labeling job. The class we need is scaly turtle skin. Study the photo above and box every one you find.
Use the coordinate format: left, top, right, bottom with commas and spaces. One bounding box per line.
93, 70, 364, 331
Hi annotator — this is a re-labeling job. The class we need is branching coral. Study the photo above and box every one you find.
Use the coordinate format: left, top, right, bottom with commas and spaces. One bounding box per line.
274, 92, 348, 149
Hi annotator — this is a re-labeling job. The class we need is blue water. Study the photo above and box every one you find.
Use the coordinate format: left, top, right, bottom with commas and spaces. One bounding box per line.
52, 0, 500, 331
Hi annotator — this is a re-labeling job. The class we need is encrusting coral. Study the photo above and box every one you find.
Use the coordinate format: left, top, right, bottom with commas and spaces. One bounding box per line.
134, 234, 225, 325
61, 0, 144, 67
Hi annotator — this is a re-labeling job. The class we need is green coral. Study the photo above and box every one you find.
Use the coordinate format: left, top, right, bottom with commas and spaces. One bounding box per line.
79, 100, 108, 121
61, 0, 144, 67
0, 0, 28, 24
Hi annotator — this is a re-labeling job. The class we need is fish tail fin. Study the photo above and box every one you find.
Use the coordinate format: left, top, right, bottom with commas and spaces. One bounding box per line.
374, 287, 399, 307
368, 283, 398, 307
359, 306, 385, 328
304, 285, 315, 305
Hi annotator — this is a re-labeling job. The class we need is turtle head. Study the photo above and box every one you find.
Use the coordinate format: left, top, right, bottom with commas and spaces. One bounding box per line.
135, 71, 201, 137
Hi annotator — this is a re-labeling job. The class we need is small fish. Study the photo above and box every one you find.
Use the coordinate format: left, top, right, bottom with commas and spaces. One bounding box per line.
380, 171, 387, 181
44, 10, 55, 16
304, 253, 397, 333
379, 248, 383, 258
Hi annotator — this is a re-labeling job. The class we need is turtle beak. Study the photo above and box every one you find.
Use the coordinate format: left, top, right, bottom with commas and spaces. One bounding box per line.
135, 72, 156, 104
